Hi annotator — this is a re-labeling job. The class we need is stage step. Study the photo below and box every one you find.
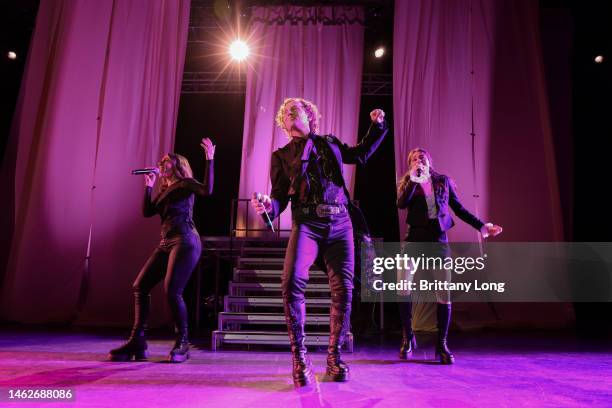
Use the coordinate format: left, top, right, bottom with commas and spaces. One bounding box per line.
233, 268, 327, 282
212, 239, 344, 352
237, 257, 322, 271
218, 312, 330, 329
241, 247, 287, 257
224, 296, 331, 312
212, 330, 353, 352
228, 281, 330, 296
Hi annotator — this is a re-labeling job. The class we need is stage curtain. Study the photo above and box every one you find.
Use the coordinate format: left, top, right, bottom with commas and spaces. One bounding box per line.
393, 0, 567, 330
0, 0, 191, 326
237, 6, 365, 236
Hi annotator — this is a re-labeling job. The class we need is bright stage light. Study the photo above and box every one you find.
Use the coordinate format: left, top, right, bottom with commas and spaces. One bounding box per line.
7, 51, 17, 60
374, 47, 385, 58
229, 40, 249, 62
594, 55, 604, 64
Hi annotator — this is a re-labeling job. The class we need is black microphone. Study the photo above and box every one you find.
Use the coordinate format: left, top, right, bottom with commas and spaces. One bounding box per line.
416, 168, 422, 177
131, 168, 159, 175
254, 192, 275, 233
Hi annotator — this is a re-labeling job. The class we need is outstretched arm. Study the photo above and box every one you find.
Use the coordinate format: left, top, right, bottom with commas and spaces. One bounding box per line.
448, 177, 485, 231
337, 109, 389, 165
448, 178, 503, 237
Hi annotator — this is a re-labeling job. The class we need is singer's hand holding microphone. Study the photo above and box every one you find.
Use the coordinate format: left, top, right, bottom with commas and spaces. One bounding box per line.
250, 193, 271, 215
251, 193, 275, 232
130, 168, 159, 187
144, 171, 158, 187
409, 163, 430, 184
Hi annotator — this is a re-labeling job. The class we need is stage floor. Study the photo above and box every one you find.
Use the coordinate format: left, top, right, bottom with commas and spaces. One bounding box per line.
0, 327, 610, 407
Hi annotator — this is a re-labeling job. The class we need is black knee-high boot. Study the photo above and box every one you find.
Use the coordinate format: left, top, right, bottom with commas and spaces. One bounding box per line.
326, 298, 351, 382
169, 325, 190, 363
167, 290, 190, 363
398, 300, 417, 359
109, 292, 150, 361
285, 299, 315, 387
436, 303, 455, 364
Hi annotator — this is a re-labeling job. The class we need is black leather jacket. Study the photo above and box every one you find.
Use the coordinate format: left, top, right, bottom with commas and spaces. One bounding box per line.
143, 159, 214, 238
268, 122, 388, 220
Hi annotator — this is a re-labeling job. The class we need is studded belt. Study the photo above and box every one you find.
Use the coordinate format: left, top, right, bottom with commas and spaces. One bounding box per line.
299, 204, 347, 217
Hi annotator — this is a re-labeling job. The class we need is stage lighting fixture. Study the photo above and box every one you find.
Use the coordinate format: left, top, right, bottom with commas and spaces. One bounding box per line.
229, 40, 249, 62
374, 47, 385, 58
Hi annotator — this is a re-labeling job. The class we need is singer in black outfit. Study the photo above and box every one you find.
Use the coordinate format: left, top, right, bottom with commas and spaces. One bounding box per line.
252, 98, 388, 386
109, 138, 215, 363
396, 147, 502, 364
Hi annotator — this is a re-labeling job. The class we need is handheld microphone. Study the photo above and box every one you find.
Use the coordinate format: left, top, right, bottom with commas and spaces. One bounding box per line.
254, 192, 275, 233
131, 168, 159, 175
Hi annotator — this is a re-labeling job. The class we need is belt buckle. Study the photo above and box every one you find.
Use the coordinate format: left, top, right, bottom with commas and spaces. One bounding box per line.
316, 204, 338, 217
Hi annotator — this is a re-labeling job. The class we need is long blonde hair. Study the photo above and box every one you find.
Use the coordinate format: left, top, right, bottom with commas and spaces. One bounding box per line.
159, 153, 193, 192
275, 97, 321, 136
397, 148, 459, 193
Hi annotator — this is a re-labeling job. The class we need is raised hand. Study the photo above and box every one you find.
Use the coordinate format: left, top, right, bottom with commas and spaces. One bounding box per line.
370, 108, 385, 124
200, 137, 216, 160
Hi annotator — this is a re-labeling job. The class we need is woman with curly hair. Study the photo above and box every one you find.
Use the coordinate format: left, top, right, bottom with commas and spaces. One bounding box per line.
109, 138, 215, 363
396, 147, 502, 364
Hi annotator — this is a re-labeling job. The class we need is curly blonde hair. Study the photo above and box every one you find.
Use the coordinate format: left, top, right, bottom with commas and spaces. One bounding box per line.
275, 97, 321, 135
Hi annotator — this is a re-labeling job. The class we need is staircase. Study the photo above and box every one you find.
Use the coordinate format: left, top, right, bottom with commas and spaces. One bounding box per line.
212, 244, 354, 352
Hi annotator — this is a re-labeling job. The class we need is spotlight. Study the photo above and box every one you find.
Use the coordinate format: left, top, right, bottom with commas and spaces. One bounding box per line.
7, 51, 17, 60
229, 40, 249, 62
374, 47, 385, 58
594, 55, 604, 64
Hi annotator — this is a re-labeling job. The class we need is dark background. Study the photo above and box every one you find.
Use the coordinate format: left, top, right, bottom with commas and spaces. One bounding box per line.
1, 0, 611, 335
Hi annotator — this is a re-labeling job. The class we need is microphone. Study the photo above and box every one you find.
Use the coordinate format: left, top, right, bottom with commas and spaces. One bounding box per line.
416, 168, 422, 177
254, 192, 275, 233
131, 168, 159, 175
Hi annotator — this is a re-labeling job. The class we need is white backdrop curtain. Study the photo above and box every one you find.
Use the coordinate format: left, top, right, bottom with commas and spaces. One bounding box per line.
237, 6, 365, 236
1, 0, 191, 327
393, 0, 568, 330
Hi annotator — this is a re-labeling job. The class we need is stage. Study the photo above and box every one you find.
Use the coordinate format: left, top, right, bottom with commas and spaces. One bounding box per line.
1, 327, 610, 407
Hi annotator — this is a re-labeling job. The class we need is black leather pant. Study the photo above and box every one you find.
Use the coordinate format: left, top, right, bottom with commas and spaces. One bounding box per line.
282, 212, 354, 306
282, 212, 354, 352
131, 232, 201, 335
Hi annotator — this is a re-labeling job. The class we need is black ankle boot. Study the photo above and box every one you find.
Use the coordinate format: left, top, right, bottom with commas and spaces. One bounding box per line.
109, 329, 149, 361
399, 329, 417, 360
326, 304, 351, 382
285, 300, 315, 387
398, 300, 416, 359
435, 303, 455, 364
168, 328, 190, 363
